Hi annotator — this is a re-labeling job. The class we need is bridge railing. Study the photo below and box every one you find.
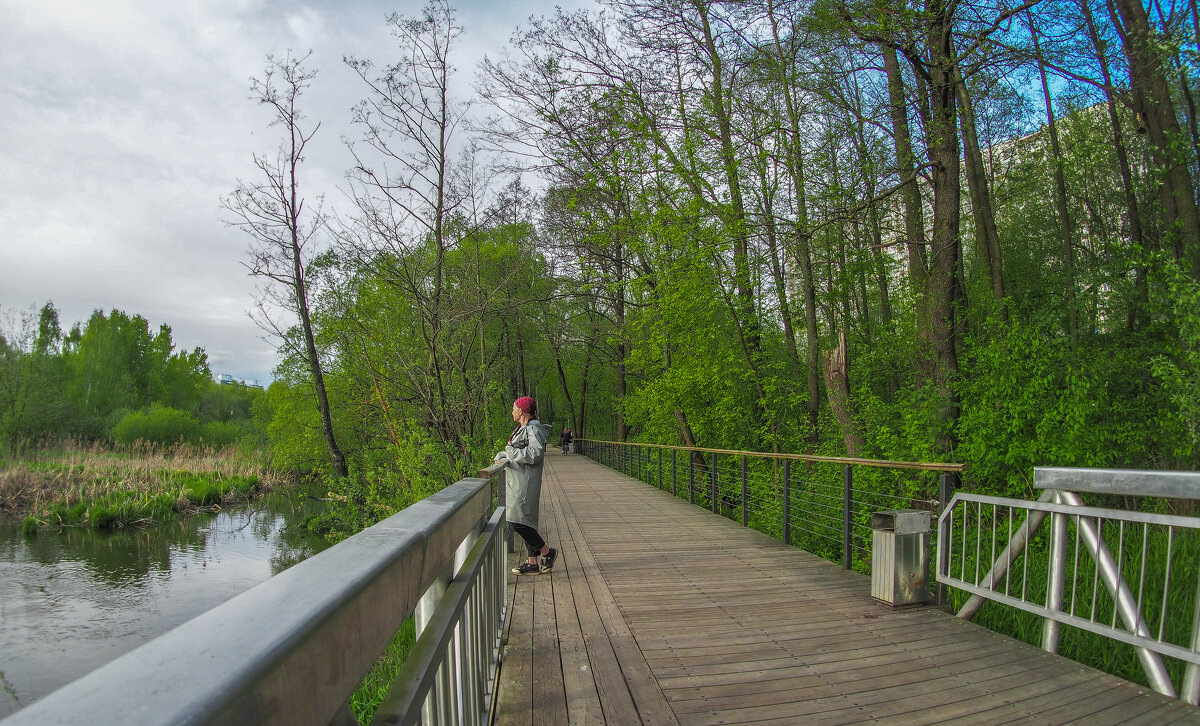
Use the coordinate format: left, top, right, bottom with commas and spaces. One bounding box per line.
577, 438, 964, 576
0, 472, 508, 726
937, 467, 1200, 703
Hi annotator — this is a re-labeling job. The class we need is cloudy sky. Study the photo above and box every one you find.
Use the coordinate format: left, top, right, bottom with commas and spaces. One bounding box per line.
0, 0, 589, 385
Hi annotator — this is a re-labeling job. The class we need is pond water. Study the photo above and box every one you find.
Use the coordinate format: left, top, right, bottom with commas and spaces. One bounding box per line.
0, 491, 330, 719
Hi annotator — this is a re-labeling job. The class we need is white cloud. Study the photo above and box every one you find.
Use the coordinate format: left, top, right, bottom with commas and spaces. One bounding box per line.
0, 0, 597, 385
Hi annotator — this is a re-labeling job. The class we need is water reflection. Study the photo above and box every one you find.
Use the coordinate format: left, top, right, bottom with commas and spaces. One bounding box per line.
0, 490, 328, 718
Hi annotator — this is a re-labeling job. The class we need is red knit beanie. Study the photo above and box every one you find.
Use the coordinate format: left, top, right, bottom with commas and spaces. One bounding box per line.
514, 396, 537, 415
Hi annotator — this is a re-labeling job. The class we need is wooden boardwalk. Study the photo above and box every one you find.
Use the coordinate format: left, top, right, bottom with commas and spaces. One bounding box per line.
492, 451, 1200, 725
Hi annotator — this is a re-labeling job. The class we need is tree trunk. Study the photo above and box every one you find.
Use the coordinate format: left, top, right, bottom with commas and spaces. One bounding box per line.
882, 44, 935, 388
767, 3, 822, 446
1113, 0, 1200, 281
1029, 12, 1078, 346
822, 329, 864, 457
1081, 0, 1148, 330
577, 329, 594, 440
954, 57, 1005, 302
922, 0, 964, 454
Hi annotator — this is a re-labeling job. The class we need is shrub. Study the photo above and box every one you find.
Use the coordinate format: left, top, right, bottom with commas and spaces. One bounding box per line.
200, 420, 243, 447
110, 406, 201, 446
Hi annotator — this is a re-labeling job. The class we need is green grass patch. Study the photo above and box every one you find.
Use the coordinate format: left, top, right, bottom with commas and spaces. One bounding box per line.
25, 472, 265, 530
349, 618, 417, 724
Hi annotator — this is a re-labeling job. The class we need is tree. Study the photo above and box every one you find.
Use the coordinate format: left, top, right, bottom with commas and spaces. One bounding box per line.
223, 52, 349, 478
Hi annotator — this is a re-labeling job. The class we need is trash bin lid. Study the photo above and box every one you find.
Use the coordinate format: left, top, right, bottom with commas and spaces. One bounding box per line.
870, 509, 930, 535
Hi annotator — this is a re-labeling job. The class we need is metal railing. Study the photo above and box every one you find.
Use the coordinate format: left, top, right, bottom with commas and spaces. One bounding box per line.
578, 438, 964, 574
937, 467, 1200, 703
1, 473, 509, 726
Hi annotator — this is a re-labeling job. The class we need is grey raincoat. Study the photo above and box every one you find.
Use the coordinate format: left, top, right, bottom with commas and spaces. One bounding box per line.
503, 419, 547, 529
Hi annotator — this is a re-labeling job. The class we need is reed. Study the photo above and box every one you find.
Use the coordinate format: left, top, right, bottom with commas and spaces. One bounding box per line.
1, 438, 291, 529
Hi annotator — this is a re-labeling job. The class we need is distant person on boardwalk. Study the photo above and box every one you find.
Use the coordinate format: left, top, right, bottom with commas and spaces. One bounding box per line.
560, 425, 573, 455
495, 396, 558, 575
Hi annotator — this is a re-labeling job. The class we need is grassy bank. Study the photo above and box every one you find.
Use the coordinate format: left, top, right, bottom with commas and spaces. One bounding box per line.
0, 439, 294, 531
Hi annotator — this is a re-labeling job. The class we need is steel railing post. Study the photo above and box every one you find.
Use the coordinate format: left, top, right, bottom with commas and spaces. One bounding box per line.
1043, 490, 1068, 654
688, 452, 695, 504
672, 449, 677, 496
712, 454, 719, 514
1184, 571, 1200, 703
843, 465, 853, 570
938, 472, 956, 606
500, 468, 514, 553
658, 448, 663, 490
417, 566, 451, 724
741, 455, 748, 527
783, 459, 791, 546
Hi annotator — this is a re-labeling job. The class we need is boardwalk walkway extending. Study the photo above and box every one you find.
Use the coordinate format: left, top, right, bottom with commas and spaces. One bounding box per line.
493, 450, 1200, 725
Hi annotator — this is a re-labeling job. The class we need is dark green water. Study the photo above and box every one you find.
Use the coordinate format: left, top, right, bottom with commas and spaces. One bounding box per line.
0, 491, 330, 718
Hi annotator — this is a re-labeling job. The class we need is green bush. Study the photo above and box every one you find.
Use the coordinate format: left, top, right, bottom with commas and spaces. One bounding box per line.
199, 420, 243, 447
110, 405, 201, 446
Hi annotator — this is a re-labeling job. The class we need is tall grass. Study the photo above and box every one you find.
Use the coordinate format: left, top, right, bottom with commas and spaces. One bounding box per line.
349, 619, 416, 725
0, 438, 292, 530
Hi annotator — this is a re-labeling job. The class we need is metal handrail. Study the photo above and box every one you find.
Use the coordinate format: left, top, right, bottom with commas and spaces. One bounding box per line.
371, 509, 507, 725
937, 467, 1200, 703
576, 437, 965, 471
0, 475, 507, 726
578, 438, 961, 576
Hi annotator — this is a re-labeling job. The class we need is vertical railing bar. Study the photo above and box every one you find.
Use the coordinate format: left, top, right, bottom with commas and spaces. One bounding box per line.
1070, 514, 1081, 617
472, 580, 483, 724
1115, 522, 1125, 630
1090, 517, 1102, 624
961, 500, 968, 582
742, 455, 749, 528
1136, 522, 1149, 636
1159, 526, 1174, 643
946, 498, 955, 584
783, 459, 791, 546
689, 451, 695, 504
975, 500, 983, 586
672, 448, 677, 496
1181, 559, 1200, 703
990, 503, 997, 591
659, 448, 664, 491
1005, 505, 1013, 596
843, 465, 852, 570
1022, 505, 1029, 603
712, 454, 719, 515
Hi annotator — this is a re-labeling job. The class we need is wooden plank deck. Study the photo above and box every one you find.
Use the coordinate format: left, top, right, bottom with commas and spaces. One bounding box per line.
493, 452, 1200, 725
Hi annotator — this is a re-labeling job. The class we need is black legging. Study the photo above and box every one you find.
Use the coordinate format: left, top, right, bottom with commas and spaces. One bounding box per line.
511, 522, 546, 557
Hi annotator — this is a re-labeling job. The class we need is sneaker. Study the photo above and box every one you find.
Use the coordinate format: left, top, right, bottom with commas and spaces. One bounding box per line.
540, 547, 558, 572
511, 561, 541, 575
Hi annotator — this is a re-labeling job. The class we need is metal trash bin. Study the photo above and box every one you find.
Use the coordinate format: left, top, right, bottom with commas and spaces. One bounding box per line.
871, 509, 931, 606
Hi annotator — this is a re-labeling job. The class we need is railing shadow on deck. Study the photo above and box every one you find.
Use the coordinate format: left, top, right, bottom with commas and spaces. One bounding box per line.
0, 471, 509, 726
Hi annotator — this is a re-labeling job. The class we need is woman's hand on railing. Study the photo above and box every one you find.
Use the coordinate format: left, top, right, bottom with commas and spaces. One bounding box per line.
477, 458, 507, 478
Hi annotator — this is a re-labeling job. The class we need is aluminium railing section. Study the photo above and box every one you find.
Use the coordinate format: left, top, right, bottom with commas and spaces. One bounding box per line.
577, 438, 963, 575
0, 471, 509, 726
937, 467, 1200, 703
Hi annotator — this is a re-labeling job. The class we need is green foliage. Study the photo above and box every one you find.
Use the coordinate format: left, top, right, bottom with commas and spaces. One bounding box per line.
1149, 259, 1200, 468
957, 317, 1169, 494
111, 406, 202, 446
349, 619, 416, 725
0, 304, 241, 452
